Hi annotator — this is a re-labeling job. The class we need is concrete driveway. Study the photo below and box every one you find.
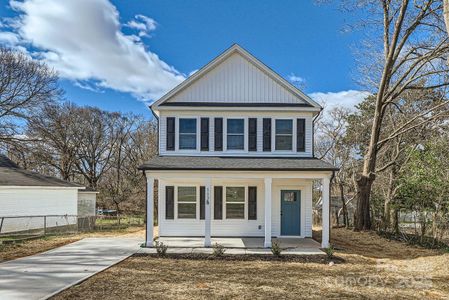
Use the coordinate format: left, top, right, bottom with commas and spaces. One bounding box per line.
0, 237, 142, 300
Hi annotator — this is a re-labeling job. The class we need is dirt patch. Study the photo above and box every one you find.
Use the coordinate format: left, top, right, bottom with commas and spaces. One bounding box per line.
53, 228, 449, 299
0, 227, 144, 262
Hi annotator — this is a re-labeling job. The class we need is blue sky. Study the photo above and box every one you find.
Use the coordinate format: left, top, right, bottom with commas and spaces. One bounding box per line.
0, 0, 368, 119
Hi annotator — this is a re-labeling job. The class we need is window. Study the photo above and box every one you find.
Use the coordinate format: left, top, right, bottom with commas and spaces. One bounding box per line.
179, 118, 197, 150
226, 187, 245, 219
227, 119, 244, 150
275, 119, 293, 150
178, 187, 196, 219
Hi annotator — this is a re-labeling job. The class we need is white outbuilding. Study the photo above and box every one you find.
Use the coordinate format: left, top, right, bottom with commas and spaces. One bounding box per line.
0, 155, 85, 234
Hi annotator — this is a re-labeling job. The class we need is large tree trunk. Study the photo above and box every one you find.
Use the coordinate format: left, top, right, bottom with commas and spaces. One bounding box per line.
339, 182, 349, 227
355, 174, 375, 231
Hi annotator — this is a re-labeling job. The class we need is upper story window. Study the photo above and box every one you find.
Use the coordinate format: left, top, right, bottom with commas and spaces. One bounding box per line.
227, 119, 244, 150
179, 118, 197, 150
275, 119, 293, 151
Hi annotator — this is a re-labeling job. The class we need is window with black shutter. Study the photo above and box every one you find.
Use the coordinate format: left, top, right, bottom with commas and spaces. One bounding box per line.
200, 186, 205, 220
297, 119, 305, 152
200, 118, 209, 151
248, 186, 257, 220
214, 118, 223, 151
248, 118, 257, 151
214, 186, 223, 219
166, 117, 175, 151
165, 186, 174, 219
263, 118, 271, 151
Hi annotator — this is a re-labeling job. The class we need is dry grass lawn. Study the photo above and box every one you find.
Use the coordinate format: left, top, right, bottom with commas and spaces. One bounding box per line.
53, 228, 449, 300
0, 226, 144, 262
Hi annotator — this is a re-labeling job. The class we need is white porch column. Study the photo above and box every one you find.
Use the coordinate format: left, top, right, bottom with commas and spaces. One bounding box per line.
264, 177, 272, 248
146, 176, 155, 247
204, 178, 212, 247
321, 176, 331, 248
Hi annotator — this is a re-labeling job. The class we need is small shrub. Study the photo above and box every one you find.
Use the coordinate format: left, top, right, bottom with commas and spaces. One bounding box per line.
324, 245, 334, 259
271, 241, 282, 257
154, 240, 168, 256
212, 243, 226, 257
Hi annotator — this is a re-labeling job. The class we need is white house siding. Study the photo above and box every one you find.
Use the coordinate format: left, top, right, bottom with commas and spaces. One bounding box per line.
158, 110, 314, 157
0, 187, 78, 234
157, 177, 313, 238
166, 53, 307, 105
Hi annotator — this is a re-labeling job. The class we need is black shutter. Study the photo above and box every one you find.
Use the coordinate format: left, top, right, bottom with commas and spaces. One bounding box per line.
201, 118, 209, 151
200, 186, 205, 220
165, 186, 174, 219
214, 186, 223, 220
297, 119, 305, 152
166, 117, 175, 151
263, 118, 271, 151
248, 186, 257, 220
214, 118, 223, 151
248, 118, 257, 151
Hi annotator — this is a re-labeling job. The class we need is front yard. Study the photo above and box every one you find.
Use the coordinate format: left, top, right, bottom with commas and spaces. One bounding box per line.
53, 228, 449, 299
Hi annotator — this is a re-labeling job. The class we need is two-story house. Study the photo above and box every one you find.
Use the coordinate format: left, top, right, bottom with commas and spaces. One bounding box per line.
139, 44, 337, 249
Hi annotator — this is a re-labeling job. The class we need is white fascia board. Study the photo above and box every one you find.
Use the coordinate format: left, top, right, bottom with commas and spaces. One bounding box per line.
145, 170, 333, 179
0, 186, 85, 190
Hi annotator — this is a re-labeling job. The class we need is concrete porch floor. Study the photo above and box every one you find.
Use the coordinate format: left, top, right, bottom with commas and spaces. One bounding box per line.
139, 237, 324, 255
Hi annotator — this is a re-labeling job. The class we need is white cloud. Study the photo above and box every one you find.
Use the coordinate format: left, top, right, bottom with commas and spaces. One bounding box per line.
4, 0, 185, 101
288, 73, 305, 84
0, 31, 19, 45
309, 90, 371, 112
126, 14, 157, 38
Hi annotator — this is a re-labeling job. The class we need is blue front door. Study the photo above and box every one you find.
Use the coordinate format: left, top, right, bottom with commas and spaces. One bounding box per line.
281, 190, 301, 236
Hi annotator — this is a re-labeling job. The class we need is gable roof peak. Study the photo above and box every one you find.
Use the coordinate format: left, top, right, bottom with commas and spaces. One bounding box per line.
151, 44, 321, 112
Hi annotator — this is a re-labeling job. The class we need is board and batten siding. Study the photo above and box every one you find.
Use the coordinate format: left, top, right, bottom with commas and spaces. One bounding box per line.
157, 178, 312, 238
165, 53, 308, 105
158, 111, 313, 157
0, 187, 78, 233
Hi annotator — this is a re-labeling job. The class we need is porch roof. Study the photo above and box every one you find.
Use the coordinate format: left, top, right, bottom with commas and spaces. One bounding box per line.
138, 156, 338, 171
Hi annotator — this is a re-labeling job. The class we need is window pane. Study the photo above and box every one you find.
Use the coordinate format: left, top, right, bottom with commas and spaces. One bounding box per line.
276, 120, 292, 134
226, 187, 245, 202
226, 203, 244, 219
227, 119, 244, 134
178, 203, 196, 218
275, 136, 292, 150
178, 187, 196, 202
179, 119, 197, 133
227, 135, 244, 150
179, 134, 196, 149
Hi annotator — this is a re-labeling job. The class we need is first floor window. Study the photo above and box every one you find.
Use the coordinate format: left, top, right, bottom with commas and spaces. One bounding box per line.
227, 119, 244, 150
275, 119, 293, 150
179, 118, 197, 149
226, 187, 245, 219
178, 187, 196, 219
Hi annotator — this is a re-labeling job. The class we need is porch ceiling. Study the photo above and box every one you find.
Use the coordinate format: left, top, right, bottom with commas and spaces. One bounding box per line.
138, 156, 338, 171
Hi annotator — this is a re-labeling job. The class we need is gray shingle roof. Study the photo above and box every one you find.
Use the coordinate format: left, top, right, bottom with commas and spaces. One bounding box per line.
0, 155, 84, 188
139, 156, 338, 171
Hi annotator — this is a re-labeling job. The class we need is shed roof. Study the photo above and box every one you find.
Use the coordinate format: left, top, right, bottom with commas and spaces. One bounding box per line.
139, 156, 338, 171
0, 155, 84, 188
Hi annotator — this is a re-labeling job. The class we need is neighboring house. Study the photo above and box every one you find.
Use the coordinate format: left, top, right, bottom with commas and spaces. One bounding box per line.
0, 155, 85, 234
139, 44, 337, 248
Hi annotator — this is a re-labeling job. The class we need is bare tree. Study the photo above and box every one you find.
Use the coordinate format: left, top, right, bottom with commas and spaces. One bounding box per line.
349, 0, 449, 230
27, 102, 80, 180
0, 48, 61, 145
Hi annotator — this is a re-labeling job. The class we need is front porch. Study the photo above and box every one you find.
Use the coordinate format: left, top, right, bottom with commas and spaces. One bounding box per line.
143, 236, 323, 255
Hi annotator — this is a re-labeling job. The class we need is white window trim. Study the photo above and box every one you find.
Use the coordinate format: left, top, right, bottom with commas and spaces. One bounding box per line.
224, 117, 248, 152
224, 185, 247, 220
272, 118, 296, 153
176, 117, 200, 152
175, 185, 199, 220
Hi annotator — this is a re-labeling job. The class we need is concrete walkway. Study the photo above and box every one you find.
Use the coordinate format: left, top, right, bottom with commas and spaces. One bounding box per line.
0, 237, 142, 300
